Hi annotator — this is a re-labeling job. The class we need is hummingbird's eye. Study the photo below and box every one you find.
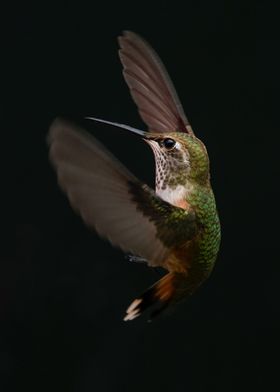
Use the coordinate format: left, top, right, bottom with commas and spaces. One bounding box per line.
162, 138, 176, 150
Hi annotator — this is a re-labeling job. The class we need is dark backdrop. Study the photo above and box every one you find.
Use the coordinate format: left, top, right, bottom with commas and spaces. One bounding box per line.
3, 2, 279, 391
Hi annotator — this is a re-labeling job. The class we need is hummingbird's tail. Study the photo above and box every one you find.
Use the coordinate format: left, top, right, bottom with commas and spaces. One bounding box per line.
123, 272, 188, 321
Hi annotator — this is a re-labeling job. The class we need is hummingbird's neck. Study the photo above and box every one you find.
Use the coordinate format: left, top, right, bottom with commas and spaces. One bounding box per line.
154, 154, 193, 209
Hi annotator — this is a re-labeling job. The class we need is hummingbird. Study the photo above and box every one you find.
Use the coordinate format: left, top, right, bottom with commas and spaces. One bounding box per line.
48, 31, 221, 321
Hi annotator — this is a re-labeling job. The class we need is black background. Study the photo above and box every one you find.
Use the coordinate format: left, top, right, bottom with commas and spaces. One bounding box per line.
3, 1, 280, 391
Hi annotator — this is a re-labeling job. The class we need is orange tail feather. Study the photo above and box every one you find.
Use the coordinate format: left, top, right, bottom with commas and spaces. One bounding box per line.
124, 273, 178, 321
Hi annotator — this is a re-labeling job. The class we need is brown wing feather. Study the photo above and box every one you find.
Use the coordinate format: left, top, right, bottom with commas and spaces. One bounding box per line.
48, 118, 169, 266
118, 31, 194, 135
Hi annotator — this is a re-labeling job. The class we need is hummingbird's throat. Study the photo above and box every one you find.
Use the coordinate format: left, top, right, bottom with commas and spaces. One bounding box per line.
147, 139, 192, 209
155, 158, 192, 210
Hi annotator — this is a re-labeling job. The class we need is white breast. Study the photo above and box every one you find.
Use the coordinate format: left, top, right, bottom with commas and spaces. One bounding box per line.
156, 184, 193, 209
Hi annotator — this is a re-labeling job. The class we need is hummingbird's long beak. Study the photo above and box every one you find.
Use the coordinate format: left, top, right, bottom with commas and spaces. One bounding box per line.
85, 116, 148, 138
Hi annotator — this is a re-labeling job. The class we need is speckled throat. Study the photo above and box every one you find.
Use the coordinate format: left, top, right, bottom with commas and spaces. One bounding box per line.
147, 140, 191, 209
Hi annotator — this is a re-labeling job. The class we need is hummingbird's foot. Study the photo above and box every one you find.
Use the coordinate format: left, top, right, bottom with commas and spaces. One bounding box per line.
125, 254, 148, 264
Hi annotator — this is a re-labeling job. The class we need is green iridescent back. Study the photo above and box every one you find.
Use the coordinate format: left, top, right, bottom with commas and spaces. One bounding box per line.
189, 186, 221, 271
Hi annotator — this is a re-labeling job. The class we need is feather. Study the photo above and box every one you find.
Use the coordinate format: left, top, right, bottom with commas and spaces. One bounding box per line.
118, 31, 194, 135
48, 118, 169, 266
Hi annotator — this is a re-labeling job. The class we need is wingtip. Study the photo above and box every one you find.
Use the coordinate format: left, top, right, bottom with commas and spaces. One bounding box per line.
47, 117, 64, 145
117, 30, 129, 42
118, 30, 144, 46
48, 117, 73, 144
121, 30, 134, 37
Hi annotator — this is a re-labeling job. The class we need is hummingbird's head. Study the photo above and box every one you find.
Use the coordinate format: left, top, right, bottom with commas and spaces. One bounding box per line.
85, 117, 210, 192
145, 132, 210, 190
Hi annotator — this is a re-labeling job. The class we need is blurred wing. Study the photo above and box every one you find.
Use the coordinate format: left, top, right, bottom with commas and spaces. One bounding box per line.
48, 119, 197, 267
48, 119, 167, 266
118, 31, 194, 136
